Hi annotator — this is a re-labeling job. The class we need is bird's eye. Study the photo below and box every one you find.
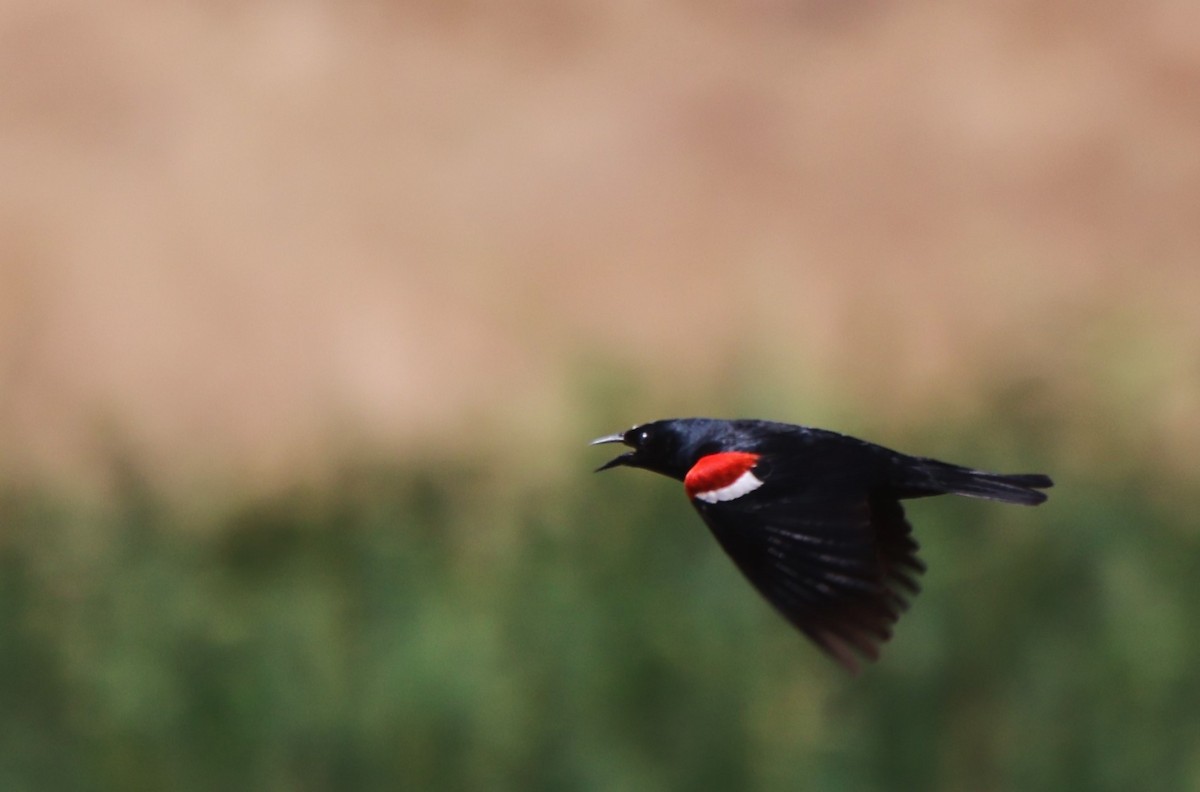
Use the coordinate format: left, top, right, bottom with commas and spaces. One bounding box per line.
625, 427, 653, 447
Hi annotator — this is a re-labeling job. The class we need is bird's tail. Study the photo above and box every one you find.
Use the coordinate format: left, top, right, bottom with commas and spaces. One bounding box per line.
900, 458, 1053, 506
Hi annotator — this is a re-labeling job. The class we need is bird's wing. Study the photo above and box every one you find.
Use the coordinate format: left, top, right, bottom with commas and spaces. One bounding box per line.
691, 461, 925, 672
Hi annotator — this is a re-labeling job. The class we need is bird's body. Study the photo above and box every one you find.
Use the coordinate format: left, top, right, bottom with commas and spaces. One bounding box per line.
592, 418, 1053, 672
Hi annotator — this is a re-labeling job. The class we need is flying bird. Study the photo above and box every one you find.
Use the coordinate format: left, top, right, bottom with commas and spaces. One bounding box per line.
591, 418, 1053, 672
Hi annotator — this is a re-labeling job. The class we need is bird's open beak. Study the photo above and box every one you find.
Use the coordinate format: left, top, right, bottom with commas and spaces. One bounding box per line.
590, 432, 632, 472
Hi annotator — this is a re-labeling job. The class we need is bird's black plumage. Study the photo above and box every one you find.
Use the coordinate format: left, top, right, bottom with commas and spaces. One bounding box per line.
592, 418, 1053, 672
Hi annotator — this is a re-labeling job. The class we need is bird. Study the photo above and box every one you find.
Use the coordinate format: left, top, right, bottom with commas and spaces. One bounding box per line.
591, 417, 1053, 672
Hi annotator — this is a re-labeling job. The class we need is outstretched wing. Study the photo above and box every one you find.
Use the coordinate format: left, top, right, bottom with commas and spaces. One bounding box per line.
690, 455, 925, 672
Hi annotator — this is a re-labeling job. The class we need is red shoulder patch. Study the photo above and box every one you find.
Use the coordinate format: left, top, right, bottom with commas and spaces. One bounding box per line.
684, 452, 762, 500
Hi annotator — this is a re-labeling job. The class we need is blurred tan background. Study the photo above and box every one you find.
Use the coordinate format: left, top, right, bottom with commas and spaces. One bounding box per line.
2, 0, 1198, 488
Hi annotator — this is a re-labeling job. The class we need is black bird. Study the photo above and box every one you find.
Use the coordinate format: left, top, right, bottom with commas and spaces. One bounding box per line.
591, 418, 1052, 672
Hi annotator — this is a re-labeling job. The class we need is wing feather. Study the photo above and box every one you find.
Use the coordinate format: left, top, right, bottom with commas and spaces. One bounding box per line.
693, 490, 924, 672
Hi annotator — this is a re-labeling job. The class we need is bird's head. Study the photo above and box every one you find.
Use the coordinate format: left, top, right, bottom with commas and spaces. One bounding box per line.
591, 419, 723, 480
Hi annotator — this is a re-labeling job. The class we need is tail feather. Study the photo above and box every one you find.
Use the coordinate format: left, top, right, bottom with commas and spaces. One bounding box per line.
902, 459, 1053, 506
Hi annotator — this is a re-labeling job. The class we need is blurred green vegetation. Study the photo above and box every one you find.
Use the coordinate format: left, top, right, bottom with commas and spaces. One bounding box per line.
1, 410, 1198, 792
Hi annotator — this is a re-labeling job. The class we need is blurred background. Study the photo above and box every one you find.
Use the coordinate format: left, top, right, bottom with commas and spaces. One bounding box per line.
2, 1, 1198, 789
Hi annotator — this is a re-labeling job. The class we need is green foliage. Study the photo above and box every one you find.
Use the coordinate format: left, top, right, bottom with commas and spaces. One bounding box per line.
0, 435, 1197, 791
